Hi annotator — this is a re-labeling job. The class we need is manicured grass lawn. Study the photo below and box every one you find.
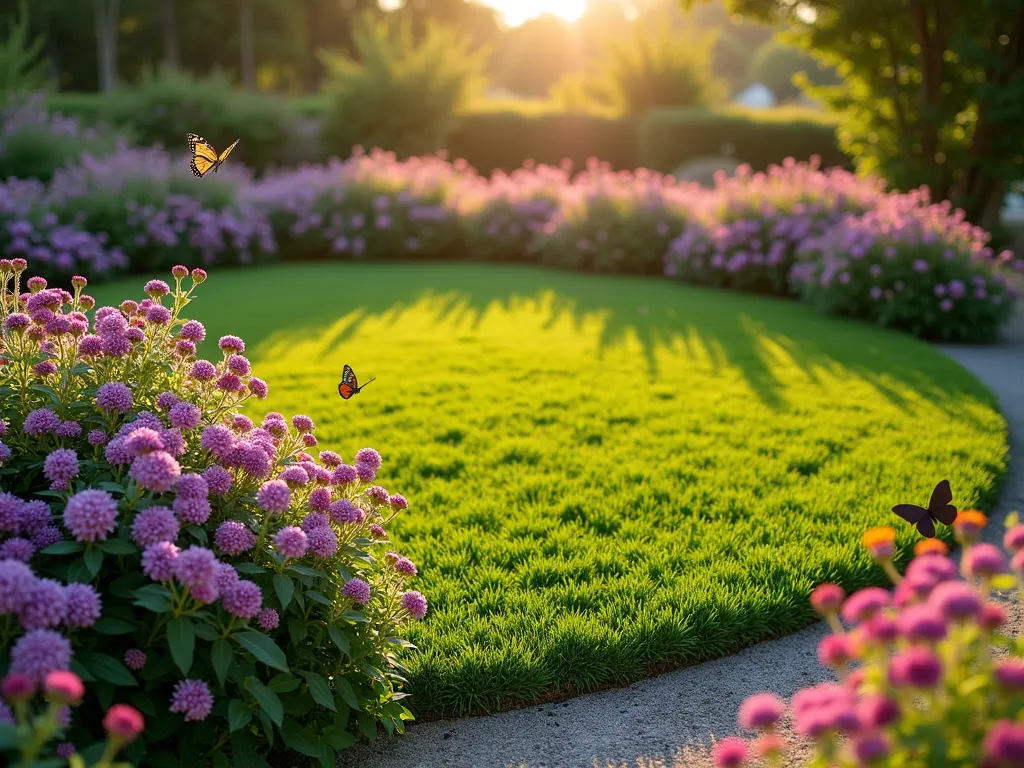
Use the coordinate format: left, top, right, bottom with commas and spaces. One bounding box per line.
91, 262, 1008, 717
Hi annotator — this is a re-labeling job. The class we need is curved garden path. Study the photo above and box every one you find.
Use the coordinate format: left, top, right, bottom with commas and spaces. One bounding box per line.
337, 305, 1024, 768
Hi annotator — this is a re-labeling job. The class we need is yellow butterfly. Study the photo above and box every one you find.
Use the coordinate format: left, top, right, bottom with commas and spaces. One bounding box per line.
187, 133, 240, 178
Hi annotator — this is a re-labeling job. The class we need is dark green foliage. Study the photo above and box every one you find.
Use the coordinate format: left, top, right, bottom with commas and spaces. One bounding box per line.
637, 106, 852, 173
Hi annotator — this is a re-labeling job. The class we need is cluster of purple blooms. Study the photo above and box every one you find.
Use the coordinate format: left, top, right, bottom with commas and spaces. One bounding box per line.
710, 515, 1024, 768
0, 264, 426, 752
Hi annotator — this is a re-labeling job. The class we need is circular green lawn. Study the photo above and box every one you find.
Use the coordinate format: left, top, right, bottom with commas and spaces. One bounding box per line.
91, 262, 1009, 717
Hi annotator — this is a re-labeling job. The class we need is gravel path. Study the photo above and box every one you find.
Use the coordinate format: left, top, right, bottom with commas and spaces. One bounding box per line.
337, 306, 1024, 768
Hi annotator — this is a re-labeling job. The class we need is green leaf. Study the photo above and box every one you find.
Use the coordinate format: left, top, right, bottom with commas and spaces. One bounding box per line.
236, 631, 289, 672
40, 540, 84, 555
301, 671, 336, 711
315, 742, 334, 768
267, 674, 302, 694
328, 625, 350, 656
0, 722, 19, 750
93, 617, 140, 635
99, 538, 138, 555
334, 678, 359, 710
1005, 510, 1020, 528
304, 590, 331, 605
79, 653, 138, 686
65, 557, 92, 584
320, 724, 356, 750
227, 699, 252, 732
95, 481, 125, 494
280, 721, 321, 757
167, 617, 196, 676
230, 729, 260, 768
69, 755, 87, 768
356, 712, 377, 741
273, 573, 294, 610
340, 609, 369, 623
187, 525, 208, 545
133, 584, 172, 613
245, 677, 283, 726
211, 639, 233, 687
83, 545, 104, 577
285, 563, 320, 577
233, 562, 265, 575
385, 636, 416, 649
70, 658, 96, 682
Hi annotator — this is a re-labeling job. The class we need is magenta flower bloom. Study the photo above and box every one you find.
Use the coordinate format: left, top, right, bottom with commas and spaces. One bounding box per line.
130, 450, 181, 493
257, 608, 279, 630
307, 487, 332, 513
172, 495, 211, 525
328, 498, 359, 524
862, 614, 899, 645
141, 541, 180, 581
389, 494, 408, 510
906, 554, 958, 583
63, 583, 102, 628
23, 408, 60, 436
1004, 524, 1024, 553
169, 679, 214, 722
168, 402, 202, 430
0, 559, 36, 614
369, 524, 387, 539
54, 421, 82, 438
0, 536, 34, 562
857, 694, 900, 728
737, 692, 784, 731
852, 732, 890, 763
980, 602, 1008, 631
897, 604, 947, 643
43, 448, 79, 488
63, 489, 118, 542
18, 578, 67, 630
300, 512, 329, 532
840, 587, 890, 624
124, 649, 146, 670
889, 646, 942, 688
983, 720, 1024, 765
248, 377, 269, 399
87, 429, 107, 446
400, 590, 428, 620
278, 466, 308, 488
365, 485, 390, 506
257, 480, 291, 515
817, 634, 855, 669
928, 580, 982, 622
332, 464, 358, 485
203, 465, 232, 496
712, 737, 748, 768
273, 526, 307, 558
342, 578, 371, 605
291, 415, 314, 433
355, 448, 382, 471
156, 391, 180, 410
994, 660, 1024, 691
172, 546, 219, 592
175, 473, 209, 500
394, 557, 417, 577
306, 526, 338, 558
179, 320, 205, 342
222, 581, 262, 619
356, 463, 376, 483
190, 360, 217, 381
214, 521, 256, 555
55, 743, 75, 759
130, 506, 179, 548
95, 382, 133, 412
962, 542, 1008, 579
318, 451, 342, 468
218, 335, 245, 354
9, 629, 73, 685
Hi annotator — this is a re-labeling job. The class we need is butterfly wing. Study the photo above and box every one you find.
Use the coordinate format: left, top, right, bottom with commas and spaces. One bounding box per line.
927, 479, 958, 525
217, 139, 240, 164
342, 364, 358, 390
916, 515, 937, 539
892, 504, 927, 523
338, 381, 354, 400
188, 133, 219, 178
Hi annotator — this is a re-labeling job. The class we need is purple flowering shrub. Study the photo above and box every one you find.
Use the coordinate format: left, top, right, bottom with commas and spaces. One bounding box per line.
664, 158, 884, 295
712, 512, 1024, 768
528, 161, 705, 274
0, 262, 427, 765
0, 94, 121, 183
244, 149, 462, 262
457, 162, 565, 262
791, 193, 1022, 343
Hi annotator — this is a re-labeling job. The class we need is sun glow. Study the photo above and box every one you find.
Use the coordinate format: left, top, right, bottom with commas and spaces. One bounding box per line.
475, 0, 587, 27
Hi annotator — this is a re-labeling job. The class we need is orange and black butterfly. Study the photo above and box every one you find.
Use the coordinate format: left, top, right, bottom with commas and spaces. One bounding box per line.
892, 479, 957, 538
338, 364, 375, 400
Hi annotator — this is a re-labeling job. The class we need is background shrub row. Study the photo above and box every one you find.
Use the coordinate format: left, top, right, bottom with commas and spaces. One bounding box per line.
43, 92, 847, 178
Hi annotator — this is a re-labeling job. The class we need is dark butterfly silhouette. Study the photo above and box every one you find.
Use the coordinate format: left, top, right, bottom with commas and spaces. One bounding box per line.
892, 479, 957, 538
338, 364, 375, 400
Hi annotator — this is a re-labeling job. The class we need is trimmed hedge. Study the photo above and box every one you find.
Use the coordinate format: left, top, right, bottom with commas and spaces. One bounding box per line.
638, 106, 852, 174
446, 113, 639, 174
45, 92, 852, 178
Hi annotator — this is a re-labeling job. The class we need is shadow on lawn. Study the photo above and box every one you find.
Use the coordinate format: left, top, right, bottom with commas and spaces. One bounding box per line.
214, 261, 997, 418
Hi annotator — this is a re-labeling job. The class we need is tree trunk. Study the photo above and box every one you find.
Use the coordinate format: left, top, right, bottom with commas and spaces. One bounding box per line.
162, 0, 180, 69
240, 0, 255, 91
93, 0, 119, 92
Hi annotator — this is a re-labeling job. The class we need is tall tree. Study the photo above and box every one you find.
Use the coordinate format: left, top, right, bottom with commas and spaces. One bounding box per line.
682, 0, 1024, 230
93, 0, 119, 92
162, 0, 180, 68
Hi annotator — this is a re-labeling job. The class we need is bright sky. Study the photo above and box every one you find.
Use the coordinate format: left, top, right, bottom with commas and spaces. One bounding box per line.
378, 0, 587, 27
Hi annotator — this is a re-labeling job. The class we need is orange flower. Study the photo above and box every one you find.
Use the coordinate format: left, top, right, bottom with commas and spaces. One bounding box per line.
862, 526, 896, 559
953, 509, 987, 544
914, 539, 949, 557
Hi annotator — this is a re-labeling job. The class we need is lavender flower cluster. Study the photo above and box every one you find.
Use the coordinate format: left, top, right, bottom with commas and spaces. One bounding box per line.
0, 261, 425, 761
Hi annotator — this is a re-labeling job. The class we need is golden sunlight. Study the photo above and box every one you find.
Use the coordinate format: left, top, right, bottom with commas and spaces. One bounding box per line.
474, 0, 587, 26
